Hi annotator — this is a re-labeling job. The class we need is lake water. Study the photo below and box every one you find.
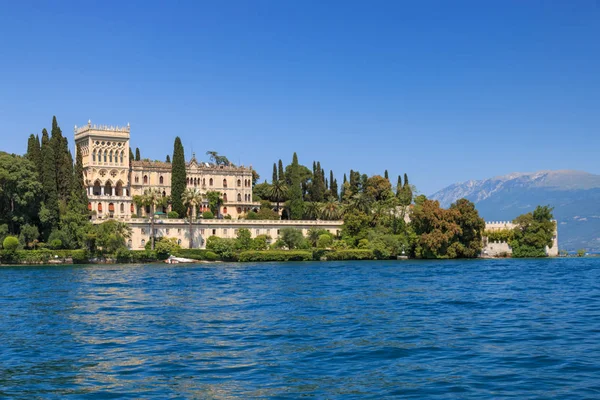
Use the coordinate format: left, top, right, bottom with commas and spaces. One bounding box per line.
1, 259, 600, 398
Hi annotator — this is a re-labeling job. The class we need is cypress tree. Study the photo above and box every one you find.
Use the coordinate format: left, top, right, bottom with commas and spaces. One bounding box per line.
384, 170, 389, 181
135, 147, 141, 161
278, 159, 285, 182
171, 136, 187, 216
331, 178, 339, 200
40, 129, 60, 233
129, 148, 134, 165
329, 170, 334, 191
396, 175, 402, 196
272, 163, 278, 183
69, 145, 89, 213
166, 155, 171, 163
51, 116, 73, 203
403, 173, 413, 204
311, 161, 325, 202
289, 153, 304, 219
26, 134, 42, 177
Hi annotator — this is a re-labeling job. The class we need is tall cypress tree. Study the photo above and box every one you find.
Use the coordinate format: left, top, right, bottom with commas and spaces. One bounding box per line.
40, 129, 60, 234
166, 155, 171, 163
330, 171, 338, 200
289, 153, 304, 219
278, 159, 285, 183
135, 147, 141, 161
311, 161, 325, 202
129, 148, 134, 166
396, 175, 402, 196
69, 145, 89, 213
171, 136, 187, 216
26, 134, 42, 177
51, 116, 73, 203
403, 173, 413, 204
384, 170, 389, 181
272, 163, 278, 183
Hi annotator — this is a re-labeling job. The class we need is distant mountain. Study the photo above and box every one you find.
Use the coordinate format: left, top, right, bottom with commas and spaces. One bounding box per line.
430, 170, 600, 251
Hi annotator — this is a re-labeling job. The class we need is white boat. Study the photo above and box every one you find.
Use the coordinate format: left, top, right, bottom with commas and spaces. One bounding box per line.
165, 255, 195, 264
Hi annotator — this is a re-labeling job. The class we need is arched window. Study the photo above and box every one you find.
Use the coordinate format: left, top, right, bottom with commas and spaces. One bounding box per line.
159, 176, 164, 184
237, 193, 242, 202
223, 193, 228, 202
108, 203, 115, 212
88, 202, 92, 211
109, 150, 113, 163
237, 207, 242, 214
128, 239, 132, 249
186, 178, 189, 185
162, 191, 166, 197
223, 207, 228, 214
203, 178, 206, 186
97, 203, 103, 212
130, 203, 134, 213
92, 150, 96, 162
209, 178, 213, 186
143, 175, 148, 184
135, 176, 139, 183
103, 150, 107, 163
120, 203, 124, 213
194, 178, 197, 186
237, 179, 241, 187
141, 239, 146, 247
120, 151, 124, 164
223, 179, 227, 187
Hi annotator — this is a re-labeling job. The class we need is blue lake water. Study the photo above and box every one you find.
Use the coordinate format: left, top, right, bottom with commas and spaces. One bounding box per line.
1, 258, 600, 399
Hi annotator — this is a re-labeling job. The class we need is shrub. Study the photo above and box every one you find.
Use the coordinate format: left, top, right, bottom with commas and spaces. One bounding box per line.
153, 238, 181, 259
317, 234, 333, 249
115, 247, 132, 262
130, 250, 159, 263
325, 249, 375, 260
167, 211, 179, 219
131, 213, 138, 218
174, 249, 219, 261
49, 239, 63, 250
2, 236, 19, 251
206, 236, 236, 260
238, 250, 313, 262
202, 211, 214, 219
223, 214, 232, 220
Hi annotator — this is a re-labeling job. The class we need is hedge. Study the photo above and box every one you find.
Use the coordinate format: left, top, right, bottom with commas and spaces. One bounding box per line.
174, 249, 219, 261
323, 249, 375, 260
238, 250, 313, 262
0, 249, 89, 264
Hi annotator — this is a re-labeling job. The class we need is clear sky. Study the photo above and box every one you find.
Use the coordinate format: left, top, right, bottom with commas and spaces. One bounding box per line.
1, 1, 598, 195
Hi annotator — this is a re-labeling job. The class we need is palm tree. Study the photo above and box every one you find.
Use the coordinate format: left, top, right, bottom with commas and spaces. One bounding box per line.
304, 201, 321, 220
349, 192, 372, 214
268, 179, 287, 213
182, 188, 204, 248
138, 189, 163, 250
320, 200, 341, 220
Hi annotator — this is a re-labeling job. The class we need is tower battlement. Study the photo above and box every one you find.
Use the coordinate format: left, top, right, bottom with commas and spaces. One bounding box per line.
75, 120, 130, 140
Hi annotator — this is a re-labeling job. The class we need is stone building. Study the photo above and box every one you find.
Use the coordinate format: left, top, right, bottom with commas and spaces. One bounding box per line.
75, 121, 257, 221
483, 221, 559, 257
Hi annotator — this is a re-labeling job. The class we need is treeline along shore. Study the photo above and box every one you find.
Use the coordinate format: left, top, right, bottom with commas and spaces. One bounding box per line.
1, 116, 557, 264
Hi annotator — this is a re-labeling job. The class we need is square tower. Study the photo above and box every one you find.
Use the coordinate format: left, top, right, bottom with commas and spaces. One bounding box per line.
74, 121, 133, 219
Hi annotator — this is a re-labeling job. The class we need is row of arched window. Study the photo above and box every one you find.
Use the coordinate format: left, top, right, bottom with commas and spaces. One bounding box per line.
90, 202, 134, 213
92, 149, 125, 165
134, 175, 164, 185
184, 178, 252, 188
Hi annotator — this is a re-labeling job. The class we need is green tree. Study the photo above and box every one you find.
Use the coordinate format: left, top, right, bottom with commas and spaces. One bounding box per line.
19, 224, 39, 249
449, 198, 485, 258
510, 205, 556, 258
50, 116, 73, 204
166, 154, 171, 163
26, 134, 42, 177
182, 188, 203, 249
278, 159, 285, 183
3, 236, 19, 251
171, 136, 187, 217
134, 189, 164, 250
288, 153, 304, 219
317, 233, 333, 249
95, 220, 132, 253
0, 152, 43, 234
40, 129, 60, 236
268, 179, 287, 212
205, 191, 223, 218
235, 228, 253, 251
411, 198, 461, 259
272, 163, 278, 183
279, 227, 305, 250
129, 148, 134, 165
365, 175, 393, 202
329, 171, 338, 200
135, 147, 141, 161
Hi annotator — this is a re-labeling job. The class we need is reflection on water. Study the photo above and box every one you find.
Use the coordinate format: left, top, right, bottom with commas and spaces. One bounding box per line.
1, 259, 600, 398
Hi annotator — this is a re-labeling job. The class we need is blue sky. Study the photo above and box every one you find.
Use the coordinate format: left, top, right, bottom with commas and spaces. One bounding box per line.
1, 1, 598, 195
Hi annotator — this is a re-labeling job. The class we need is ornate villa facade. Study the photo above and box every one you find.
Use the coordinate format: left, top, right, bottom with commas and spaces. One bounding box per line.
75, 121, 257, 221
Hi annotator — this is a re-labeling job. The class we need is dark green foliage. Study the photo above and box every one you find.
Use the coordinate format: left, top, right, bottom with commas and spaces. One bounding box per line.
135, 147, 141, 161
26, 134, 42, 176
171, 136, 187, 216
272, 163, 278, 183
0, 249, 88, 264
167, 211, 179, 218
252, 182, 272, 201
40, 130, 60, 236
449, 198, 486, 258
202, 211, 214, 219
278, 159, 285, 182
510, 205, 556, 257
129, 148, 134, 165
166, 155, 171, 163
237, 250, 312, 262
384, 170, 389, 180
69, 145, 88, 213
288, 153, 304, 219
174, 249, 219, 261
278, 227, 306, 249
51, 117, 73, 204
205, 191, 222, 217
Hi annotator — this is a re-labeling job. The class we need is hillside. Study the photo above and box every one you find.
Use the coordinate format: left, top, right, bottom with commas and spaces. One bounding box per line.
430, 170, 600, 251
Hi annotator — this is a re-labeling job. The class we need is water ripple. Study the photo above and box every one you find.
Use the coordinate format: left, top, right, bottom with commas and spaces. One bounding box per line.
1, 258, 600, 398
